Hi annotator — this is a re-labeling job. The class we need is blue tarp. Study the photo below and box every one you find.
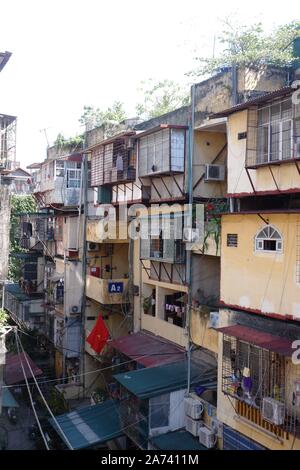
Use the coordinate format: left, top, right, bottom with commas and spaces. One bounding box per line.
49, 400, 122, 450
151, 430, 208, 451
114, 359, 217, 399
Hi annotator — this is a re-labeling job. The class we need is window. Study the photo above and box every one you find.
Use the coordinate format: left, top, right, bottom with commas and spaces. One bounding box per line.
255, 225, 283, 253
138, 128, 186, 177
66, 169, 81, 188
227, 234, 238, 247
140, 213, 185, 263
55, 160, 65, 178
256, 99, 293, 164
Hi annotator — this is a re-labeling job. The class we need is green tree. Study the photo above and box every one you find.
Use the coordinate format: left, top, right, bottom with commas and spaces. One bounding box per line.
188, 19, 300, 78
0, 308, 8, 328
79, 101, 127, 130
136, 79, 190, 119
8, 195, 37, 281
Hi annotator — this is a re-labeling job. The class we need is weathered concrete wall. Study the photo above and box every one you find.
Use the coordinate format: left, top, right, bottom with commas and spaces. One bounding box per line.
194, 66, 288, 127
135, 106, 190, 131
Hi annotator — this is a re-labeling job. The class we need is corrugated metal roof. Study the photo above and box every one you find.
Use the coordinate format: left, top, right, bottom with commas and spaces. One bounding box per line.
49, 400, 122, 450
114, 357, 217, 399
216, 324, 294, 357
111, 331, 185, 368
151, 430, 208, 451
5, 352, 43, 385
211, 86, 293, 118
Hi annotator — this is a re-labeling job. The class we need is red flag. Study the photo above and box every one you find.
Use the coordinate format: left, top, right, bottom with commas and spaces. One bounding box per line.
86, 315, 109, 354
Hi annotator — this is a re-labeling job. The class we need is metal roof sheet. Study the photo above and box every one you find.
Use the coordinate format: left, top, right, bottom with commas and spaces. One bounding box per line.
114, 358, 217, 399
4, 352, 43, 385
150, 429, 208, 451
111, 331, 185, 368
211, 86, 293, 118
49, 400, 122, 450
216, 324, 294, 356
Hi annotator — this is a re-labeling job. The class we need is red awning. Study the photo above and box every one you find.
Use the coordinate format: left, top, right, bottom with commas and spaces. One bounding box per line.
5, 352, 43, 385
216, 325, 294, 357
110, 331, 185, 368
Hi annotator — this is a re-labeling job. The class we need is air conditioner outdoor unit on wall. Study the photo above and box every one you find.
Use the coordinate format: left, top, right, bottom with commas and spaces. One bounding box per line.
262, 397, 285, 426
185, 416, 204, 437
198, 426, 216, 449
87, 242, 99, 252
205, 164, 225, 181
184, 397, 204, 419
209, 311, 220, 329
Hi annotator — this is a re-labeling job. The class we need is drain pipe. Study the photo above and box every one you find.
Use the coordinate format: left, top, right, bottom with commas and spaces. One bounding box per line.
186, 84, 195, 393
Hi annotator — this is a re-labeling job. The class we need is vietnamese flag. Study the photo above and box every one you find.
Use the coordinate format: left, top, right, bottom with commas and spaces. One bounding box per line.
86, 315, 110, 354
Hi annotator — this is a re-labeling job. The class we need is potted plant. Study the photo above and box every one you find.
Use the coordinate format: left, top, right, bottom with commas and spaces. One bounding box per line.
143, 295, 152, 315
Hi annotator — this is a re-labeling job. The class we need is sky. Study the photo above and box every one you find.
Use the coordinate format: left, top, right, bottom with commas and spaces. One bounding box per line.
0, 0, 299, 167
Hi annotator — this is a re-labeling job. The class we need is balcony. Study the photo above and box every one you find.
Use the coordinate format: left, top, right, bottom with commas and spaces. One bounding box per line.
86, 274, 129, 304
246, 98, 300, 169
138, 126, 187, 177
86, 219, 129, 243
91, 133, 137, 187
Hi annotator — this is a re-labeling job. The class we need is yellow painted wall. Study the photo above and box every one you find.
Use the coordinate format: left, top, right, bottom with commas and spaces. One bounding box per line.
221, 213, 300, 320
86, 275, 129, 305
193, 130, 227, 199
190, 306, 218, 354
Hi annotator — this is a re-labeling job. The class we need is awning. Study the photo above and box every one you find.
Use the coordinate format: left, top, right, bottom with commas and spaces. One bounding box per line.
150, 430, 208, 451
4, 352, 43, 385
216, 325, 294, 357
2, 385, 19, 408
49, 400, 122, 450
111, 331, 185, 368
114, 357, 217, 399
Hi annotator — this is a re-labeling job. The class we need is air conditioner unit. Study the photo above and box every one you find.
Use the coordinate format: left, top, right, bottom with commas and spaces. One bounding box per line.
183, 228, 199, 243
185, 416, 204, 437
184, 397, 204, 419
198, 426, 216, 449
209, 311, 219, 329
70, 305, 80, 315
87, 242, 99, 252
262, 397, 285, 425
205, 164, 225, 181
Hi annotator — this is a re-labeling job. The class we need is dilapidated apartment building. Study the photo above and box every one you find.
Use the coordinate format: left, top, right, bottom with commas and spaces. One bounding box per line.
5, 47, 300, 450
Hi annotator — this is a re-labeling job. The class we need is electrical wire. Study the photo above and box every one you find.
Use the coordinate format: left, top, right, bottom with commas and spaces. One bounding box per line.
14, 329, 50, 450
15, 330, 74, 450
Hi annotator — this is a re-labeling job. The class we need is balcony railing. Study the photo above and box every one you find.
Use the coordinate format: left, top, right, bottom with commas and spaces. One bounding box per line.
246, 99, 300, 168
86, 275, 129, 304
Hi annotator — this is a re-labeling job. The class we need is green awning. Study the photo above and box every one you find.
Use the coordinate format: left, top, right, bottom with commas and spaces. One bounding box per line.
2, 386, 19, 408
151, 430, 208, 451
49, 400, 122, 450
114, 359, 217, 399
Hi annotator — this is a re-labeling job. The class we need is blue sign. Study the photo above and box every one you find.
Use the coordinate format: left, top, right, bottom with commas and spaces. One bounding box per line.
108, 282, 124, 294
